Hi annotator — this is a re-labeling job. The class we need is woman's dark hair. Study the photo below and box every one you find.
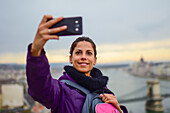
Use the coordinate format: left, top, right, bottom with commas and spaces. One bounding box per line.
70, 36, 97, 57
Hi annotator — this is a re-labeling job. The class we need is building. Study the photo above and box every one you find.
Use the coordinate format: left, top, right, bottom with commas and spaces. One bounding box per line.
2, 84, 24, 108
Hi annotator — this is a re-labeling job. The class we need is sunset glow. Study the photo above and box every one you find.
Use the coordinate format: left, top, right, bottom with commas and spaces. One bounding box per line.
0, 39, 170, 64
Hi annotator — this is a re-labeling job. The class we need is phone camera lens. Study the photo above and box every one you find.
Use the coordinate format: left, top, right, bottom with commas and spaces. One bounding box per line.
75, 28, 79, 31
75, 20, 79, 24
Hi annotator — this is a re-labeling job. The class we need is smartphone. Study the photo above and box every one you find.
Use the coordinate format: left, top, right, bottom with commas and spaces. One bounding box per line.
48, 16, 83, 36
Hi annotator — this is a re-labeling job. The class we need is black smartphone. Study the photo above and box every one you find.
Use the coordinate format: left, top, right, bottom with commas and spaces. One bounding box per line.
48, 16, 83, 36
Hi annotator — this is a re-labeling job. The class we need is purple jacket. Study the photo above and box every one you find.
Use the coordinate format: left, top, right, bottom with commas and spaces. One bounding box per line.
26, 45, 85, 113
26, 44, 128, 113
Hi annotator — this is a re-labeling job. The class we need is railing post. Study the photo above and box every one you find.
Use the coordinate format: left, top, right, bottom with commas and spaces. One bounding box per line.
145, 79, 164, 112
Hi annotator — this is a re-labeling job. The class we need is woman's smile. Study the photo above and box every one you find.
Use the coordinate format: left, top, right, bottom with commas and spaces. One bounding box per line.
78, 62, 89, 66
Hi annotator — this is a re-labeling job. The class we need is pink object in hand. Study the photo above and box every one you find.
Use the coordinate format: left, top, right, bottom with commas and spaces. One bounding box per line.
95, 103, 120, 113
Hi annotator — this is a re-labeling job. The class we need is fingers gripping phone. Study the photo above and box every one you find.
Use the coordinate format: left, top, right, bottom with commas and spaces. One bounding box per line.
48, 16, 83, 36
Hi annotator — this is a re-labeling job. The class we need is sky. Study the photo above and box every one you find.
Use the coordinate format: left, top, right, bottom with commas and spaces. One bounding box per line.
0, 0, 170, 64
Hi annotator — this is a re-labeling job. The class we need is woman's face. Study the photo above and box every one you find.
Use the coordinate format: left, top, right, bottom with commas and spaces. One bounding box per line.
69, 41, 97, 77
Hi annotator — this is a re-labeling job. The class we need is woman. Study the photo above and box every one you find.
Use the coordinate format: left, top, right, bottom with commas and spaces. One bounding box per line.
26, 15, 127, 113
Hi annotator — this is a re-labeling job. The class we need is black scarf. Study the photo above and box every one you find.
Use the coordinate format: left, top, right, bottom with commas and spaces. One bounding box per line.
64, 66, 109, 92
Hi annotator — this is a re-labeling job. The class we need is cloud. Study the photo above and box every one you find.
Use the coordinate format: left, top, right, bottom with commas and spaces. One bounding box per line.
97, 39, 170, 52
97, 39, 170, 63
1, 0, 170, 53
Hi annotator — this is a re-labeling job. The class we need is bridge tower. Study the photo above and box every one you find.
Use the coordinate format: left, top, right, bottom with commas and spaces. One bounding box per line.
145, 79, 164, 112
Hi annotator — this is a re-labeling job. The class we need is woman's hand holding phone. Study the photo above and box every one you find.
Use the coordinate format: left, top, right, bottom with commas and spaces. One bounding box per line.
31, 15, 67, 57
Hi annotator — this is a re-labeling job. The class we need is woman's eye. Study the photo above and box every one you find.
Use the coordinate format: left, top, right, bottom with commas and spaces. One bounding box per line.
75, 51, 81, 55
87, 52, 92, 55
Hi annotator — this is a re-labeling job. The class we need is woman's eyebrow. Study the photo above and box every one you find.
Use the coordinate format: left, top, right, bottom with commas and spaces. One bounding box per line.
74, 49, 82, 51
75, 49, 93, 51
86, 50, 93, 52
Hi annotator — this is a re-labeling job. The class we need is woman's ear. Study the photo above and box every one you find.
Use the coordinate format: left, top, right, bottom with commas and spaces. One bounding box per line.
69, 56, 72, 64
93, 57, 97, 65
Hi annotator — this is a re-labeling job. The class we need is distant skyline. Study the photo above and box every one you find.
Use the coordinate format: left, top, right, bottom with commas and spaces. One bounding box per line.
0, 0, 170, 64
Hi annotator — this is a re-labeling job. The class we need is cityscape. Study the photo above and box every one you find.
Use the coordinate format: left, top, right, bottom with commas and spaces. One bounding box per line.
0, 58, 170, 113
126, 57, 170, 80
0, 64, 50, 113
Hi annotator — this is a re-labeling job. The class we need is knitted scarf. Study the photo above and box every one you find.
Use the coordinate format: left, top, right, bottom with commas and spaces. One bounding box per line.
64, 66, 109, 92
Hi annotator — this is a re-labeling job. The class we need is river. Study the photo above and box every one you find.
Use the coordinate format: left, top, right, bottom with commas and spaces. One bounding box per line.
100, 68, 170, 113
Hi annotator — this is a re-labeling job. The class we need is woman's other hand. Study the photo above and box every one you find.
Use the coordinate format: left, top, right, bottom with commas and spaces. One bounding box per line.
31, 15, 67, 56
100, 94, 122, 113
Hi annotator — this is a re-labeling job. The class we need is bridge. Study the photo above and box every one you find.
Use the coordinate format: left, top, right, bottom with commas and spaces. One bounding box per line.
118, 93, 170, 103
118, 85, 170, 103
117, 80, 170, 112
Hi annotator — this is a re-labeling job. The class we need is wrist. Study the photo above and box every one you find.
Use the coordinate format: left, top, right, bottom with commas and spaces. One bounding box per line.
31, 44, 42, 56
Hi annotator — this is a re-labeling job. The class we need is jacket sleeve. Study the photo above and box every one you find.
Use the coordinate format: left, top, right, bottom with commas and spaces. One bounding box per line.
26, 44, 62, 109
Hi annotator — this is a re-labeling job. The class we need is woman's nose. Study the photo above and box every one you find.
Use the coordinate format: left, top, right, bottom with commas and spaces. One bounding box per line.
81, 53, 87, 60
